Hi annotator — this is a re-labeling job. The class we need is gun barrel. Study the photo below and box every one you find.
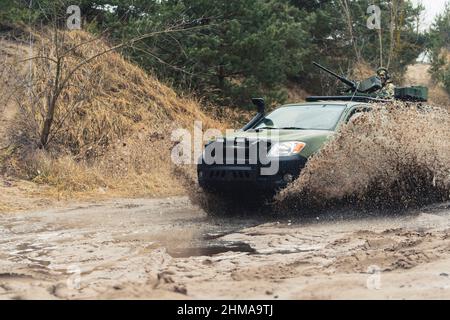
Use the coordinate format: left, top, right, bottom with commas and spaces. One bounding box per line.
313, 62, 356, 90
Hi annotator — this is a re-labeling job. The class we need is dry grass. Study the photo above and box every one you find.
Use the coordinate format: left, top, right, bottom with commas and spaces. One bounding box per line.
0, 38, 26, 147
276, 102, 450, 211
9, 29, 220, 152
1, 28, 229, 199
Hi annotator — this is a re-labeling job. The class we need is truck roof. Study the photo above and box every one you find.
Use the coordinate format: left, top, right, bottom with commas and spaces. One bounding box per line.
282, 101, 366, 108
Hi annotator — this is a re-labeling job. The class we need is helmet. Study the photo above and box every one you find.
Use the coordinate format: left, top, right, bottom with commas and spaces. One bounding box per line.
377, 67, 390, 80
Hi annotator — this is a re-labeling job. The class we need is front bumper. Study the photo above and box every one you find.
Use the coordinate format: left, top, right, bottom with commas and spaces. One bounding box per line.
197, 155, 308, 192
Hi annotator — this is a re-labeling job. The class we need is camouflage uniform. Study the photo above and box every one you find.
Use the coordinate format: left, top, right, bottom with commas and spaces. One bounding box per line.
378, 81, 395, 99
376, 68, 395, 99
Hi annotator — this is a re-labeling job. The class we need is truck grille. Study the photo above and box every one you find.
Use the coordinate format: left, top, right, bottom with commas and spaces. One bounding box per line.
207, 139, 271, 165
207, 169, 253, 181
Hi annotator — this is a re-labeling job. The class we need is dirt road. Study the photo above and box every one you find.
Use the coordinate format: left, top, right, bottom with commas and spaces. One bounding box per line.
1, 197, 450, 300
404, 63, 450, 106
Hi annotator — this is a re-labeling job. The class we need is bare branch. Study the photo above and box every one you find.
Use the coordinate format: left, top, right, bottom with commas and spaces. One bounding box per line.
19, 56, 59, 64
57, 24, 208, 101
60, 28, 112, 58
338, 0, 362, 63
130, 45, 194, 76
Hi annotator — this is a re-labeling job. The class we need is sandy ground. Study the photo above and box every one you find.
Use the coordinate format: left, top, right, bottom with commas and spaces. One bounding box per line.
1, 197, 450, 300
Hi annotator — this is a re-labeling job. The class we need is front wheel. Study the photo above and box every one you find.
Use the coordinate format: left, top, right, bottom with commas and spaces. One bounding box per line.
193, 188, 275, 217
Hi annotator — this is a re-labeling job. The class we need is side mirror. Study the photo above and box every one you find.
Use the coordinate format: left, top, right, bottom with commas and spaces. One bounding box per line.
252, 98, 265, 115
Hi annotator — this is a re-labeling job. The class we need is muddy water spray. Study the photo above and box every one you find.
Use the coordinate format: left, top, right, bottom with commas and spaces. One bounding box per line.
276, 102, 450, 210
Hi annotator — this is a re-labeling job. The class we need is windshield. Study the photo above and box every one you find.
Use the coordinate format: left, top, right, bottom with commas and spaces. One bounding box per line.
253, 104, 346, 131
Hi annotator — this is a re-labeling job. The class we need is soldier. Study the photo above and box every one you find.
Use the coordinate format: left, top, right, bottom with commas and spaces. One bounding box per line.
376, 67, 395, 99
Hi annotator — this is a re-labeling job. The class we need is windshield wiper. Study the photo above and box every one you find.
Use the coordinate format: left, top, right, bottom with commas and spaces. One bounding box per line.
253, 127, 279, 131
279, 127, 306, 130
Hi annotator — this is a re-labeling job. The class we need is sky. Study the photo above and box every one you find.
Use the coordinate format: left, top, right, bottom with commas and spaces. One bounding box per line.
411, 0, 448, 29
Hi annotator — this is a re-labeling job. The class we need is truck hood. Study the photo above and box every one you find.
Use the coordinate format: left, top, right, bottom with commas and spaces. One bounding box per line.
225, 129, 333, 141
224, 129, 334, 158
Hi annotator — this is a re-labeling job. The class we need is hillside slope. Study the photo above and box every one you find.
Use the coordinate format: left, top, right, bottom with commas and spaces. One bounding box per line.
0, 29, 228, 211
404, 63, 450, 107
0, 38, 27, 149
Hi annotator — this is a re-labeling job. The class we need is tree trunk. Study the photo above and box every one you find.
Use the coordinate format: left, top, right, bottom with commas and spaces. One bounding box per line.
40, 58, 61, 149
40, 96, 56, 148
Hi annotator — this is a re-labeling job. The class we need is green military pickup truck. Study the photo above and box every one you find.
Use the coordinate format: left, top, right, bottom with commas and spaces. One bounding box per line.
198, 99, 370, 194
198, 63, 428, 195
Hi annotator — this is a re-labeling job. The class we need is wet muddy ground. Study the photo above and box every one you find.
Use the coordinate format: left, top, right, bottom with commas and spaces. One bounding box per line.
1, 197, 450, 299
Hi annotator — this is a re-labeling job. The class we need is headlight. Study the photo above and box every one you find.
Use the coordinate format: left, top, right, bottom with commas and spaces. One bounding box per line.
268, 141, 306, 157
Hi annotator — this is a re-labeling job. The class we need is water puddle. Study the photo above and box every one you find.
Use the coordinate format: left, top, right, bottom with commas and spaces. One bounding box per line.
168, 241, 256, 258
202, 231, 235, 241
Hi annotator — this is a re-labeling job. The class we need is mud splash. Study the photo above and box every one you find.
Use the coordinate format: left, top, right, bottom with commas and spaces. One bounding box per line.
277, 102, 450, 211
